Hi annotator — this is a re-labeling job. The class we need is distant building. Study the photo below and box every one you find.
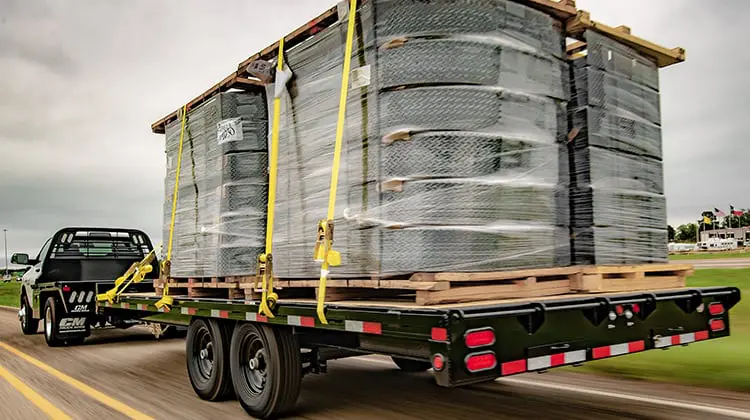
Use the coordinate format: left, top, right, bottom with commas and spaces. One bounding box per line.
699, 226, 750, 246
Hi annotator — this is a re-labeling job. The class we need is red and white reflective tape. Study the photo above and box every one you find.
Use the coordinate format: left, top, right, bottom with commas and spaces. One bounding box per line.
103, 301, 111, 307
210, 309, 230, 319
344, 320, 382, 335
120, 303, 130, 309
527, 349, 586, 371
137, 304, 148, 311
245, 312, 268, 323
592, 340, 645, 359
181, 307, 197, 316
287, 315, 315, 327
654, 330, 709, 348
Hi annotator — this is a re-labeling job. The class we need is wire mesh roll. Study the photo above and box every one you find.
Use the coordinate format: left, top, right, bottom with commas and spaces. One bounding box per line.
572, 146, 664, 194
571, 106, 662, 159
571, 67, 661, 125
570, 187, 667, 229
572, 227, 668, 265
580, 30, 660, 91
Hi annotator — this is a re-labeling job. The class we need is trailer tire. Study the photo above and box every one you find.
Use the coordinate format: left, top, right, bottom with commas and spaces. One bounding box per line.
392, 357, 432, 373
186, 318, 234, 401
43, 297, 64, 347
230, 323, 302, 419
20, 295, 39, 335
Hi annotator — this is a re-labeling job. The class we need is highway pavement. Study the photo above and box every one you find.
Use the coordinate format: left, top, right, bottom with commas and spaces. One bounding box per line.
1, 307, 749, 419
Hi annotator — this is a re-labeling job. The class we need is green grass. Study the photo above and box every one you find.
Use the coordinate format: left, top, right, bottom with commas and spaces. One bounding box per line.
669, 251, 750, 260
569, 269, 750, 391
0, 281, 21, 307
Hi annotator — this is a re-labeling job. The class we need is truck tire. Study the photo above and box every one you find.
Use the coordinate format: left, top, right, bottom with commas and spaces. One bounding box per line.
20, 295, 39, 335
392, 357, 432, 373
43, 297, 64, 347
186, 318, 234, 401
230, 323, 302, 419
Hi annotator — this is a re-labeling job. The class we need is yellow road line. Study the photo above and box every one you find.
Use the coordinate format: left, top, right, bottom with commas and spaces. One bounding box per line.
0, 363, 72, 420
0, 342, 154, 420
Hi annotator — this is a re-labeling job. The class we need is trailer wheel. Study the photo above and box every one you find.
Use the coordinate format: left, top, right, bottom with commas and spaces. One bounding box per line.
230, 323, 302, 419
43, 297, 64, 347
20, 295, 39, 335
392, 357, 432, 373
186, 318, 234, 401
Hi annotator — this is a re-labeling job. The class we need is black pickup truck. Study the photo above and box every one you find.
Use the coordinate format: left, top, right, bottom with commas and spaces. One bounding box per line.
13, 227, 164, 346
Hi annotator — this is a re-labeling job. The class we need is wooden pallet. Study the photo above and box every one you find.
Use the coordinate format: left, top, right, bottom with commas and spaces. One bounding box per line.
572, 263, 693, 294
154, 263, 693, 306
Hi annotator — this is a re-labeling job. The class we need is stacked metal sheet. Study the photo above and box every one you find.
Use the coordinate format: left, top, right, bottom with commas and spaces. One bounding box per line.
569, 30, 668, 265
269, 0, 571, 278
163, 92, 268, 277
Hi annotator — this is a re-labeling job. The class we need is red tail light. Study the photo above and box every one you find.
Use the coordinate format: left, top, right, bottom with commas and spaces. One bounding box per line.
62, 285, 71, 292
465, 352, 497, 373
710, 319, 726, 332
708, 302, 725, 316
464, 328, 495, 348
431, 327, 448, 342
615, 305, 624, 315
432, 354, 445, 372
631, 303, 641, 314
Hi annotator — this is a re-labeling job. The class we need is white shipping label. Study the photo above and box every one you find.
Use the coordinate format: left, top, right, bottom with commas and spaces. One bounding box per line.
351, 65, 371, 89
217, 118, 243, 144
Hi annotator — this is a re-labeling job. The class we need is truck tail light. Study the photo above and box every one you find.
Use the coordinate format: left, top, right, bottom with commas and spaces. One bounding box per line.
465, 352, 496, 373
710, 319, 725, 332
62, 285, 71, 292
464, 328, 495, 348
708, 302, 725, 316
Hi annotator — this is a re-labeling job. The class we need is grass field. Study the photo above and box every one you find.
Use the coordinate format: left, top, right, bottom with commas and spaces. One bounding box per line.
569, 268, 750, 391
669, 251, 750, 260
0, 281, 21, 307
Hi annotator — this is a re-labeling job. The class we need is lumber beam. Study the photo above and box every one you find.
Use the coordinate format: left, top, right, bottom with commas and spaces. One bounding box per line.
566, 10, 686, 68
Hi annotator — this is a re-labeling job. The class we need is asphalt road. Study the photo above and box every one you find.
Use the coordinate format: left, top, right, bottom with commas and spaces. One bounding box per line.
1, 308, 749, 420
676, 258, 750, 269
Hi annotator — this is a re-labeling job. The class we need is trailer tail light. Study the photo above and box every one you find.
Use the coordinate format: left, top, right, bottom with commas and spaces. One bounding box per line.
465, 352, 497, 373
710, 319, 726, 332
615, 305, 624, 315
432, 354, 445, 372
708, 302, 725, 316
631, 303, 640, 314
431, 327, 448, 342
464, 328, 495, 348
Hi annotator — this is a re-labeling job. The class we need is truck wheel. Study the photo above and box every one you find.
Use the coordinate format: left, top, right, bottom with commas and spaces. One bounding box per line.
230, 323, 302, 419
186, 319, 234, 401
43, 297, 64, 347
392, 357, 432, 373
20, 295, 39, 335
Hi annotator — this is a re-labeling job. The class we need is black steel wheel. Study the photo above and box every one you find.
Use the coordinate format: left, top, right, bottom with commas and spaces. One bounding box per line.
392, 356, 432, 373
19, 295, 39, 335
43, 297, 63, 347
230, 323, 302, 419
186, 318, 234, 401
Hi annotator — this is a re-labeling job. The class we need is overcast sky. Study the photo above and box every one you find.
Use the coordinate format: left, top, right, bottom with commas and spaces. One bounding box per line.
1, 0, 748, 257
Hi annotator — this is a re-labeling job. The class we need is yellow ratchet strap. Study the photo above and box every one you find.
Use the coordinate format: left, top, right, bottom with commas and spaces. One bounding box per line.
313, 0, 358, 325
256, 37, 286, 319
155, 104, 188, 311
97, 247, 158, 304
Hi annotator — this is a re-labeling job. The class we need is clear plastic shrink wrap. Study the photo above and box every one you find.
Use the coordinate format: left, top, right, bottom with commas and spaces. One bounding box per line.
164, 0, 573, 278
569, 30, 668, 265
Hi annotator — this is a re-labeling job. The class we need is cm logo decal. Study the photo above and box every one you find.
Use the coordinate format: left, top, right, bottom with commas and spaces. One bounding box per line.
59, 317, 87, 332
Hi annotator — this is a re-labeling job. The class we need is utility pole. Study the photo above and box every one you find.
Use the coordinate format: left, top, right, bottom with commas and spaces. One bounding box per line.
3, 229, 7, 278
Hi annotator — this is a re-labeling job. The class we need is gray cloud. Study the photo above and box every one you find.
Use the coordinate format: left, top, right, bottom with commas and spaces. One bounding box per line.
1, 0, 748, 258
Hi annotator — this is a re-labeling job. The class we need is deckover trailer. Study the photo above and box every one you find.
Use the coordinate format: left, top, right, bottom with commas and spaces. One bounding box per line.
101, 277, 739, 419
